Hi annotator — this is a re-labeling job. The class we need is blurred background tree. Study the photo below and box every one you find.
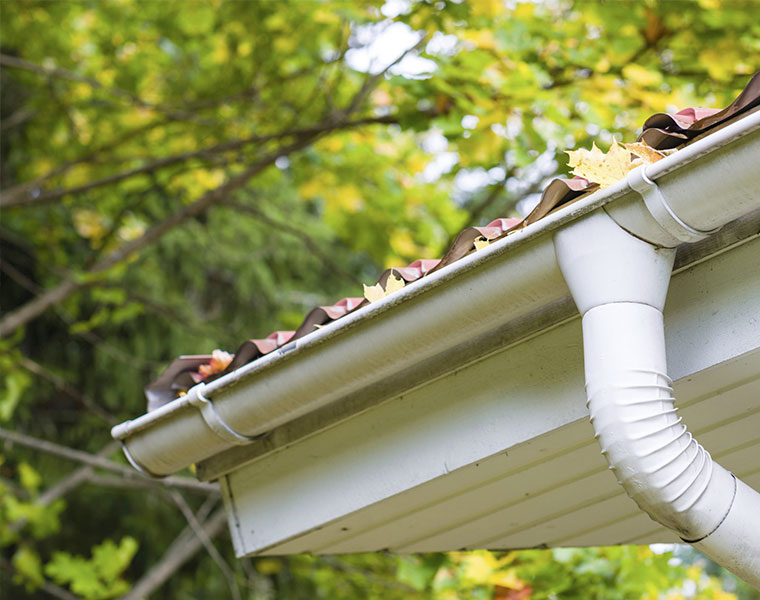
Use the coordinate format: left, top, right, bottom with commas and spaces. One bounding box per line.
1, 0, 759, 598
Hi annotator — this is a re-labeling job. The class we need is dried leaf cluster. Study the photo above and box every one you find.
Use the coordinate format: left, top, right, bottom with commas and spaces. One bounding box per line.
566, 140, 666, 188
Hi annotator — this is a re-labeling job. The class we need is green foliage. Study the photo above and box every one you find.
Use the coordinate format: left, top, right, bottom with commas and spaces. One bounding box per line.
0, 459, 64, 545
0, 340, 32, 422
12, 544, 45, 590
2, 0, 759, 597
45, 537, 138, 600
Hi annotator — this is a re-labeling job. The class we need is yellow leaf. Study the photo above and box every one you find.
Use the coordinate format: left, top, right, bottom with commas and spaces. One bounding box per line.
622, 64, 662, 88
385, 273, 405, 295
487, 569, 523, 589
363, 282, 385, 303
566, 139, 636, 188
471, 0, 505, 19
73, 209, 108, 241
473, 237, 490, 251
256, 558, 282, 575
461, 554, 495, 582
363, 274, 405, 303
390, 229, 419, 258
594, 57, 611, 74
212, 38, 230, 63
333, 184, 363, 213
623, 141, 666, 164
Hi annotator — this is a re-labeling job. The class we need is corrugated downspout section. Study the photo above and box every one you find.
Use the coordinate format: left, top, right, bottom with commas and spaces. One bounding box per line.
555, 211, 760, 588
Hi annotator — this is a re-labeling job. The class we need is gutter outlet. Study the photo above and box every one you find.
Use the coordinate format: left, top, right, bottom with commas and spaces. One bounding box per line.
554, 209, 760, 587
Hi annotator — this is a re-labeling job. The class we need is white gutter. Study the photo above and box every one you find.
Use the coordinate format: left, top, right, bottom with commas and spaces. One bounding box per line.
113, 106, 760, 519
553, 122, 760, 582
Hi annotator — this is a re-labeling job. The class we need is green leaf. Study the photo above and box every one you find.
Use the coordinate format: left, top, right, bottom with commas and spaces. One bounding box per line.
0, 369, 31, 422
18, 462, 42, 495
45, 537, 137, 600
12, 545, 45, 590
397, 555, 437, 591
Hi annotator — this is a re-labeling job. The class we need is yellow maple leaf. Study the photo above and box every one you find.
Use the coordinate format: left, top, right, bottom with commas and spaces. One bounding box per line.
567, 139, 667, 188
363, 273, 405, 303
623, 141, 667, 165
363, 282, 385, 303
566, 139, 634, 187
385, 273, 405, 294
473, 236, 490, 251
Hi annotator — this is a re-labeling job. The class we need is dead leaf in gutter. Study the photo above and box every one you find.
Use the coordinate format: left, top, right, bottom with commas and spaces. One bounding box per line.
363, 273, 405, 303
567, 139, 668, 188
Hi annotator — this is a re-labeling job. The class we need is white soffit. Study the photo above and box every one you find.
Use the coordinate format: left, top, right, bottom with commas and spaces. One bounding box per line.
220, 227, 760, 556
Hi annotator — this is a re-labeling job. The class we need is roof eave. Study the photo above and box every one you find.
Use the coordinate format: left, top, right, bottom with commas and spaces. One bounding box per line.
112, 109, 760, 478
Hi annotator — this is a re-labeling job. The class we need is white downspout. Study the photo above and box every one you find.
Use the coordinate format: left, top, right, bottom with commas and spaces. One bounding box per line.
554, 208, 760, 587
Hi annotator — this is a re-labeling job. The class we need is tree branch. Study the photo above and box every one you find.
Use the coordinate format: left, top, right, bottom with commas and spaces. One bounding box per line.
168, 490, 240, 600
0, 116, 396, 209
0, 120, 165, 204
0, 53, 215, 126
18, 356, 118, 424
0, 114, 396, 336
222, 200, 362, 286
118, 507, 228, 600
0, 427, 218, 495
0, 260, 151, 371
343, 34, 429, 118
6, 441, 120, 536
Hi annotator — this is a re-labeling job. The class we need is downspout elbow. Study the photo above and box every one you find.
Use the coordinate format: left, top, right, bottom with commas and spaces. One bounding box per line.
554, 210, 760, 588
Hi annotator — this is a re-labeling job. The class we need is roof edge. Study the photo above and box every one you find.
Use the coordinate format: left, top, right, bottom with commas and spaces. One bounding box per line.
113, 110, 760, 477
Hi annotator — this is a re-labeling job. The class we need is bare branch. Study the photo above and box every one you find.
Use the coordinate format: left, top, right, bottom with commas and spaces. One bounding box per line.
1, 107, 35, 131
0, 427, 218, 495
39, 580, 83, 600
6, 442, 120, 536
0, 120, 164, 204
168, 491, 241, 600
39, 441, 120, 506
343, 33, 429, 118
0, 53, 215, 126
85, 473, 174, 491
0, 115, 395, 209
0, 112, 399, 336
0, 278, 81, 339
0, 260, 150, 371
18, 356, 118, 424
118, 508, 228, 600
223, 200, 362, 286
0, 258, 41, 294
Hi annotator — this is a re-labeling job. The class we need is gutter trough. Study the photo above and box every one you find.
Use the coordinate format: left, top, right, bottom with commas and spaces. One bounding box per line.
112, 109, 760, 489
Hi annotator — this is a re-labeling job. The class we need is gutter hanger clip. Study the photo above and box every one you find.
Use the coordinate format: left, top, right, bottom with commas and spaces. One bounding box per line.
626, 167, 720, 244
188, 383, 261, 445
